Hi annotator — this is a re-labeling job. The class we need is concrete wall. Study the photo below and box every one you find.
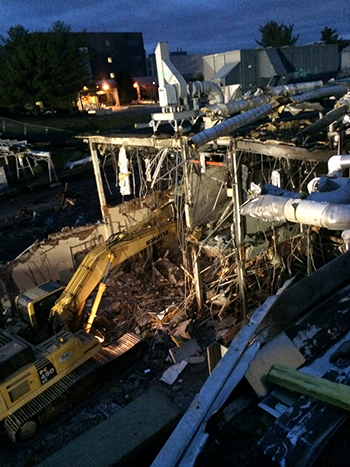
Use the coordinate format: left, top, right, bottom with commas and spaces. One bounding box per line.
6, 193, 171, 293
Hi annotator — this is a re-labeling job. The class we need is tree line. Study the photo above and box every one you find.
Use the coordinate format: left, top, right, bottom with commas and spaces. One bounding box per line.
0, 21, 136, 115
256, 22, 349, 50
0, 22, 88, 114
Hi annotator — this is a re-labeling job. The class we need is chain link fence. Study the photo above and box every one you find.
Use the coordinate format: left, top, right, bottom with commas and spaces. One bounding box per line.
0, 117, 76, 144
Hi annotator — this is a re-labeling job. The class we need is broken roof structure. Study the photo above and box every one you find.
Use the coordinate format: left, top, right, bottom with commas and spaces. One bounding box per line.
1, 41, 350, 465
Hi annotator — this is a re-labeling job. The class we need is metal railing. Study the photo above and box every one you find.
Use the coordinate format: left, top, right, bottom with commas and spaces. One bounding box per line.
0, 117, 76, 144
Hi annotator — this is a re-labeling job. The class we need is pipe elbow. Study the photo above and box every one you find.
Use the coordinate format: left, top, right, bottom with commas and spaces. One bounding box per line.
328, 155, 350, 176
189, 80, 224, 105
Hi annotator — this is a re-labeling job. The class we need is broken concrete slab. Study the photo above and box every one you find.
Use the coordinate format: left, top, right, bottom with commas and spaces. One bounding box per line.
38, 389, 181, 467
169, 339, 200, 364
160, 360, 188, 385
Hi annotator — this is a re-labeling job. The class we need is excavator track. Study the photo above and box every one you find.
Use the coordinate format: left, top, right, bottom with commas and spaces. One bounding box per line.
4, 333, 144, 442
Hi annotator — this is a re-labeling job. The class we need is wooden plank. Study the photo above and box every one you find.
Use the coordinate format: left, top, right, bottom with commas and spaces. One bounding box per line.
248, 278, 350, 399
150, 292, 281, 467
268, 363, 350, 411
38, 389, 181, 467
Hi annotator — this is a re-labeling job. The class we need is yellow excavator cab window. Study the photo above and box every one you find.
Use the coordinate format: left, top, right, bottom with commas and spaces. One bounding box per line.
16, 282, 64, 332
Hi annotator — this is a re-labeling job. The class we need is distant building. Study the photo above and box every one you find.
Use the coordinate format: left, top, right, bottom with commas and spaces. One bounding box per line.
72, 32, 147, 111
73, 32, 147, 82
203, 44, 339, 93
341, 45, 350, 75
147, 49, 205, 82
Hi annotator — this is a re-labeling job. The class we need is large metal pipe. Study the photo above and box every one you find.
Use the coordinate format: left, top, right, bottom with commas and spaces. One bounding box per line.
188, 80, 224, 105
189, 103, 274, 148
302, 104, 349, 135
327, 154, 350, 175
270, 81, 323, 96
292, 85, 348, 103
201, 95, 271, 119
240, 193, 350, 230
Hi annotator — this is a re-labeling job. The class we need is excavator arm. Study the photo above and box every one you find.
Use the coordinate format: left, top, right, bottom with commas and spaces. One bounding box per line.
49, 220, 177, 331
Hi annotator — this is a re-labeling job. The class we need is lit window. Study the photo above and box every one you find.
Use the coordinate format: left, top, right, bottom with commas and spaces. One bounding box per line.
108, 57, 113, 63
105, 40, 110, 46
110, 72, 115, 78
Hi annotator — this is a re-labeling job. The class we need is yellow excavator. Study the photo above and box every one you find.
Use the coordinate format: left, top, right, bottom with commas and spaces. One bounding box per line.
0, 213, 177, 441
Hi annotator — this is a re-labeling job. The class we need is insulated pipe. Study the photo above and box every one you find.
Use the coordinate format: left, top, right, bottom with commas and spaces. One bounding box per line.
240, 194, 350, 230
202, 95, 271, 119
188, 80, 224, 105
302, 104, 349, 135
270, 81, 323, 96
327, 154, 350, 175
292, 85, 349, 103
307, 154, 350, 192
189, 103, 274, 148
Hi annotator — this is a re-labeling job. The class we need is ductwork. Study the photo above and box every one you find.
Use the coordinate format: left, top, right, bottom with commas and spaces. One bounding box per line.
155, 42, 188, 104
189, 103, 274, 148
308, 155, 350, 192
327, 154, 350, 176
240, 194, 350, 230
188, 80, 224, 105
270, 81, 323, 96
302, 104, 349, 135
292, 85, 349, 103
201, 95, 271, 119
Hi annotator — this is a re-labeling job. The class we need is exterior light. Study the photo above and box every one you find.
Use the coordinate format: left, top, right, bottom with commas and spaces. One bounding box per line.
102, 83, 109, 91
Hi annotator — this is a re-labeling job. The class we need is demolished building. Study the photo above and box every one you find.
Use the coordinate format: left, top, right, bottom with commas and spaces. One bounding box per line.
0, 41, 350, 465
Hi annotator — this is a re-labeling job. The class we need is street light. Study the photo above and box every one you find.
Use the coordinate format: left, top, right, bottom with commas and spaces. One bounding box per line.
133, 81, 141, 101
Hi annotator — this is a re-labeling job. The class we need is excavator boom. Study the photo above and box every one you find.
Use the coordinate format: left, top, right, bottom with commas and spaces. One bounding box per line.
50, 220, 177, 329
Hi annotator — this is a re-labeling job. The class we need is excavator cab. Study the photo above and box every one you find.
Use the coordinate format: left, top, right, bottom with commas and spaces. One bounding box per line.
15, 282, 64, 340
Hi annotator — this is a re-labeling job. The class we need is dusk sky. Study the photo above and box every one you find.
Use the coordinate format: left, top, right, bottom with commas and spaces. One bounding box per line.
0, 0, 349, 56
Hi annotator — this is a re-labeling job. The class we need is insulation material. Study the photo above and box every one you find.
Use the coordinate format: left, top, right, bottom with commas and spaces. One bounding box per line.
118, 146, 131, 195
188, 165, 229, 227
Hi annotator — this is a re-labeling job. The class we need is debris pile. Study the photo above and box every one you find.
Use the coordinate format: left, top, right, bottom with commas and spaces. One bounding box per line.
249, 119, 313, 145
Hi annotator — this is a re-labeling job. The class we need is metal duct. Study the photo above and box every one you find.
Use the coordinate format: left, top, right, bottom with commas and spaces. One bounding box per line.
292, 85, 349, 103
201, 95, 271, 119
336, 78, 350, 85
155, 42, 187, 103
189, 103, 274, 148
188, 80, 224, 105
327, 154, 350, 175
302, 104, 349, 135
270, 81, 323, 96
240, 194, 350, 230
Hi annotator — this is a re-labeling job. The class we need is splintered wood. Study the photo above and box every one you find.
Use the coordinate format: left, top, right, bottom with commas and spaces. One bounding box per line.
95, 251, 187, 341
94, 235, 293, 346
